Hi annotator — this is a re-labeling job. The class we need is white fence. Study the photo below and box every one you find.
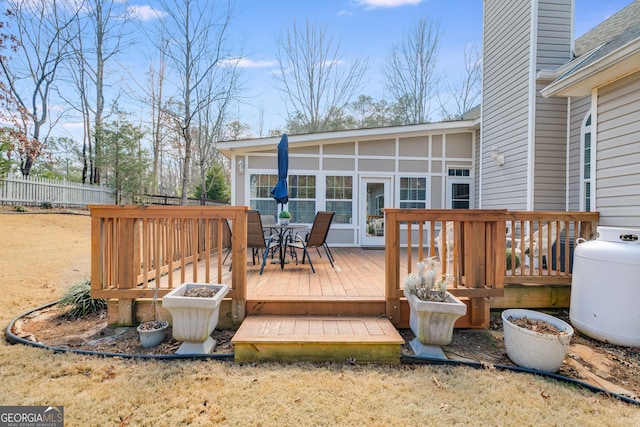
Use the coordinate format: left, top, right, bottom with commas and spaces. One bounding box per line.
0, 174, 115, 208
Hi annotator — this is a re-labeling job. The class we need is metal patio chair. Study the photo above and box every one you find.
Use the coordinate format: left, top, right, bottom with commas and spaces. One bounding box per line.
286, 211, 335, 273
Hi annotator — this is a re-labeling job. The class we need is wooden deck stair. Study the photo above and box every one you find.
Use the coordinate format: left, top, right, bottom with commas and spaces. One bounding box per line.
231, 315, 405, 363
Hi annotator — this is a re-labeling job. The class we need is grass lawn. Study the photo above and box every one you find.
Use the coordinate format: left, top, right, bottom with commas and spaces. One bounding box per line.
0, 213, 638, 426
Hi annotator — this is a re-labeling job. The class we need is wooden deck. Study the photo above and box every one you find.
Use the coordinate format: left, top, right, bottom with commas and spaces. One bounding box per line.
143, 245, 570, 324
232, 315, 404, 363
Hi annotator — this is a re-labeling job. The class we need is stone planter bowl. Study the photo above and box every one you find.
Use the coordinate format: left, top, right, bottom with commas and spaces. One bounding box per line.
502, 309, 574, 373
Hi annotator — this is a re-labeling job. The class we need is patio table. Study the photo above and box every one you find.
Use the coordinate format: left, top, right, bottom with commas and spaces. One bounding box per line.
267, 224, 309, 269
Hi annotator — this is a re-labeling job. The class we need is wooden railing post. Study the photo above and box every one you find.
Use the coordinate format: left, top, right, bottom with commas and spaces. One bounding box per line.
116, 217, 137, 325
384, 209, 401, 325
231, 209, 248, 324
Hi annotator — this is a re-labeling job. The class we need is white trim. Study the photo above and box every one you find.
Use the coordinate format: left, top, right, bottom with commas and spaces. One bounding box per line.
570, 0, 575, 56
526, 0, 539, 211
565, 97, 571, 211
542, 38, 640, 97
578, 109, 591, 211
590, 88, 598, 212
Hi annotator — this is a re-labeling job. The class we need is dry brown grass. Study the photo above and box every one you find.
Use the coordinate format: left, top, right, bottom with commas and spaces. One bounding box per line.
0, 213, 638, 426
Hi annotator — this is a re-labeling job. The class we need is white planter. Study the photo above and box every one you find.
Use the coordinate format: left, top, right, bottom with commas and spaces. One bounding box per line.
404, 289, 467, 348
137, 321, 168, 348
502, 309, 573, 373
163, 283, 229, 355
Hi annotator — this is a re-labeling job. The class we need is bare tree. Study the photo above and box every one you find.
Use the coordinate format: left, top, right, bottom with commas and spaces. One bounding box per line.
0, 0, 80, 176
146, 36, 169, 193
274, 20, 368, 134
440, 43, 482, 120
383, 16, 440, 125
156, 0, 239, 204
64, 0, 132, 184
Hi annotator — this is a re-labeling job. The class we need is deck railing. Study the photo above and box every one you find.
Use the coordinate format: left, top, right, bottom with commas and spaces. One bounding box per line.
504, 211, 599, 284
383, 209, 600, 328
89, 205, 249, 325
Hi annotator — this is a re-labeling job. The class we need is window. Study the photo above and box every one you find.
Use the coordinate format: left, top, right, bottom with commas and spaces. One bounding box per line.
399, 177, 427, 208
325, 175, 353, 224
447, 168, 471, 209
448, 168, 470, 177
249, 174, 278, 217
289, 175, 316, 223
581, 114, 592, 211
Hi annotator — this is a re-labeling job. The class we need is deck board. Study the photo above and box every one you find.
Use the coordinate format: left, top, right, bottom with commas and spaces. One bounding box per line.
232, 315, 404, 363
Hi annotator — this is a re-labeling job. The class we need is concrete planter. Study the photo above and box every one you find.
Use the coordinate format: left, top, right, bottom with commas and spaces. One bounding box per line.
502, 309, 573, 373
163, 283, 229, 355
404, 288, 467, 354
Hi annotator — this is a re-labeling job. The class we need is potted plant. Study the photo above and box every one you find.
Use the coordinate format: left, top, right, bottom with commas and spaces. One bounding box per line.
137, 288, 168, 348
505, 249, 520, 270
279, 210, 291, 225
403, 257, 467, 358
502, 309, 574, 372
163, 282, 229, 354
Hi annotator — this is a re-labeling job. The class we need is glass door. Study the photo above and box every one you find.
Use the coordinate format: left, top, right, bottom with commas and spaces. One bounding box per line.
360, 177, 391, 246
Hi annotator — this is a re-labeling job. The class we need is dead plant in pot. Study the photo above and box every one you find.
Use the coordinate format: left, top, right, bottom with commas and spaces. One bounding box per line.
403, 257, 467, 355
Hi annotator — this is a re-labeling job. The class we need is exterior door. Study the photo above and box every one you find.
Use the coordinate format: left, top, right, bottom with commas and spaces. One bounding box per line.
360, 177, 391, 246
446, 176, 472, 209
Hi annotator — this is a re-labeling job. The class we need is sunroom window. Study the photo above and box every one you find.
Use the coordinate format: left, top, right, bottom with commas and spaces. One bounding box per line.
325, 175, 353, 224
399, 177, 427, 208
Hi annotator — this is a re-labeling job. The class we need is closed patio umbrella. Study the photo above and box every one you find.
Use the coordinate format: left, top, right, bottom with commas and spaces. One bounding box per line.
270, 133, 289, 207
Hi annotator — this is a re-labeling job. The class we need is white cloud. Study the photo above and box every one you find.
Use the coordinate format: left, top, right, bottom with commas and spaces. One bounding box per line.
220, 57, 278, 68
128, 5, 164, 21
337, 10, 353, 17
355, 0, 424, 9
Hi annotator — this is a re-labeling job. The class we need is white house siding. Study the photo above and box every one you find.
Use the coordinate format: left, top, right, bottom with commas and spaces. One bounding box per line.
536, 0, 572, 69
481, 0, 532, 209
534, 81, 568, 210
567, 96, 591, 211
595, 71, 640, 227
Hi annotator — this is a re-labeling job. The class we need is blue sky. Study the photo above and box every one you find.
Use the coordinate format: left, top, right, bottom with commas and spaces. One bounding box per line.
119, 0, 636, 135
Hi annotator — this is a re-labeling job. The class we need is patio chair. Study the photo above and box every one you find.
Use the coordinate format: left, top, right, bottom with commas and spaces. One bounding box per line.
247, 210, 280, 275
435, 221, 454, 259
515, 221, 565, 268
286, 211, 335, 273
260, 213, 277, 238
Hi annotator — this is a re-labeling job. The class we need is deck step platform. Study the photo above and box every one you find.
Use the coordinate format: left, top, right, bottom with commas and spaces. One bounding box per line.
231, 315, 405, 363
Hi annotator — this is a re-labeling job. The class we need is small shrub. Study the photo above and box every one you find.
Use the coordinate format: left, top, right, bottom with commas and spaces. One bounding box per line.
41, 201, 53, 209
14, 205, 28, 212
506, 249, 521, 270
58, 279, 107, 318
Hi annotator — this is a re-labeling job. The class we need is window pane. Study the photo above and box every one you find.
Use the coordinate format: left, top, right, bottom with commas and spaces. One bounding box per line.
325, 175, 353, 224
289, 200, 315, 223
250, 200, 277, 217
288, 175, 316, 222
451, 183, 470, 209
326, 201, 352, 224
249, 174, 278, 217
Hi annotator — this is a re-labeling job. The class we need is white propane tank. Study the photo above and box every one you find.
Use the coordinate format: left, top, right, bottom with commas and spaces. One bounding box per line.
570, 226, 640, 347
